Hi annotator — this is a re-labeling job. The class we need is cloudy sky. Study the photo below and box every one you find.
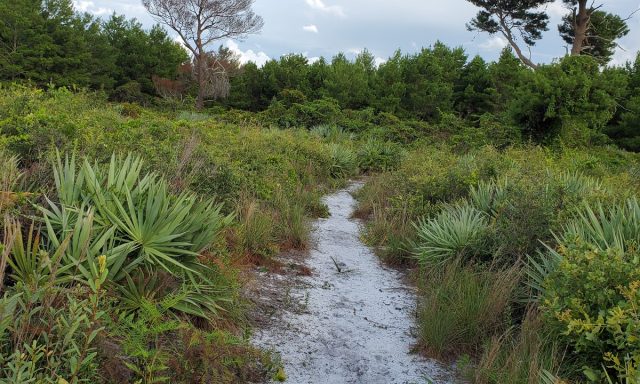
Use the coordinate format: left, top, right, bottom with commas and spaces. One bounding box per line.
75, 0, 640, 66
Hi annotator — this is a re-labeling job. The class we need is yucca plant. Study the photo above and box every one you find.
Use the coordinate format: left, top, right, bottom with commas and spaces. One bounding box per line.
118, 271, 226, 321
526, 247, 563, 303
53, 151, 85, 207
469, 178, 509, 216
527, 198, 640, 302
357, 139, 404, 172
43, 152, 234, 320
48, 152, 233, 280
310, 124, 352, 142
554, 170, 605, 198
328, 144, 357, 178
561, 197, 640, 252
39, 202, 128, 283
4, 217, 74, 288
413, 203, 489, 267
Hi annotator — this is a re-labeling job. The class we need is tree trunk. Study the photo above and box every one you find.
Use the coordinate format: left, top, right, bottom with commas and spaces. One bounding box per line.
196, 70, 205, 111
498, 18, 538, 69
571, 0, 589, 56
507, 37, 538, 69
195, 39, 205, 111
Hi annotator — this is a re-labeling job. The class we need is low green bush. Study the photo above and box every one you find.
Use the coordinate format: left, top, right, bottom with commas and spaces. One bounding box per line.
541, 241, 640, 382
356, 139, 404, 173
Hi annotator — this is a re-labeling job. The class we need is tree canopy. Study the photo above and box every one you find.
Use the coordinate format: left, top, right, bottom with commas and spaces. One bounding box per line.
466, 0, 554, 68
559, 9, 629, 64
0, 0, 187, 101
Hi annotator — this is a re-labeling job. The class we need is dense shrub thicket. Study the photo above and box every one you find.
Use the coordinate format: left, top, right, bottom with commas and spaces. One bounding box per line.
3, 0, 640, 149
224, 50, 640, 150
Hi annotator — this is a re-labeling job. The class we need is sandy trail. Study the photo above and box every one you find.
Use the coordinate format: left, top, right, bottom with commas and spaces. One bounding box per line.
250, 182, 452, 384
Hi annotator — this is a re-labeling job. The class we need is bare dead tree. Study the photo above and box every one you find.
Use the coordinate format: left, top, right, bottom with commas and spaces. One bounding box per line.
142, 0, 263, 110
196, 51, 236, 101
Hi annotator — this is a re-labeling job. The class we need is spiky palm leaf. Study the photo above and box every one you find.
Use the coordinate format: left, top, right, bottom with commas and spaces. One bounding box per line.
469, 178, 508, 216
561, 197, 640, 252
413, 203, 489, 267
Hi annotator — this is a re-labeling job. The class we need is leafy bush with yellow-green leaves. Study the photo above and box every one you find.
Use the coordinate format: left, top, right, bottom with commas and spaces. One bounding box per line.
542, 241, 640, 382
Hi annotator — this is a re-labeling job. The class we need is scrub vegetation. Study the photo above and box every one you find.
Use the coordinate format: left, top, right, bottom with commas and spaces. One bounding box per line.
1, 0, 640, 383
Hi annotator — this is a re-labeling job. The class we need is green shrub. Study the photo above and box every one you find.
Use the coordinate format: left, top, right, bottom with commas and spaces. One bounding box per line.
176, 111, 211, 122
119, 102, 143, 118
110, 81, 147, 104
541, 241, 640, 382
356, 139, 404, 172
262, 97, 342, 128
489, 181, 559, 262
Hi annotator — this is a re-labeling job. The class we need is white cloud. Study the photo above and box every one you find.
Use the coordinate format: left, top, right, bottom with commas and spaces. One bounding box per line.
541, 1, 569, 19
304, 0, 346, 18
303, 24, 319, 33
479, 36, 508, 51
225, 40, 271, 67
374, 57, 386, 67
73, 0, 112, 15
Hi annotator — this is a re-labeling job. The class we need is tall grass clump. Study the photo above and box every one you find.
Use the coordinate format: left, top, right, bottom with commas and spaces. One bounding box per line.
234, 194, 277, 258
0, 150, 22, 215
473, 311, 561, 384
273, 190, 310, 250
417, 261, 520, 358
